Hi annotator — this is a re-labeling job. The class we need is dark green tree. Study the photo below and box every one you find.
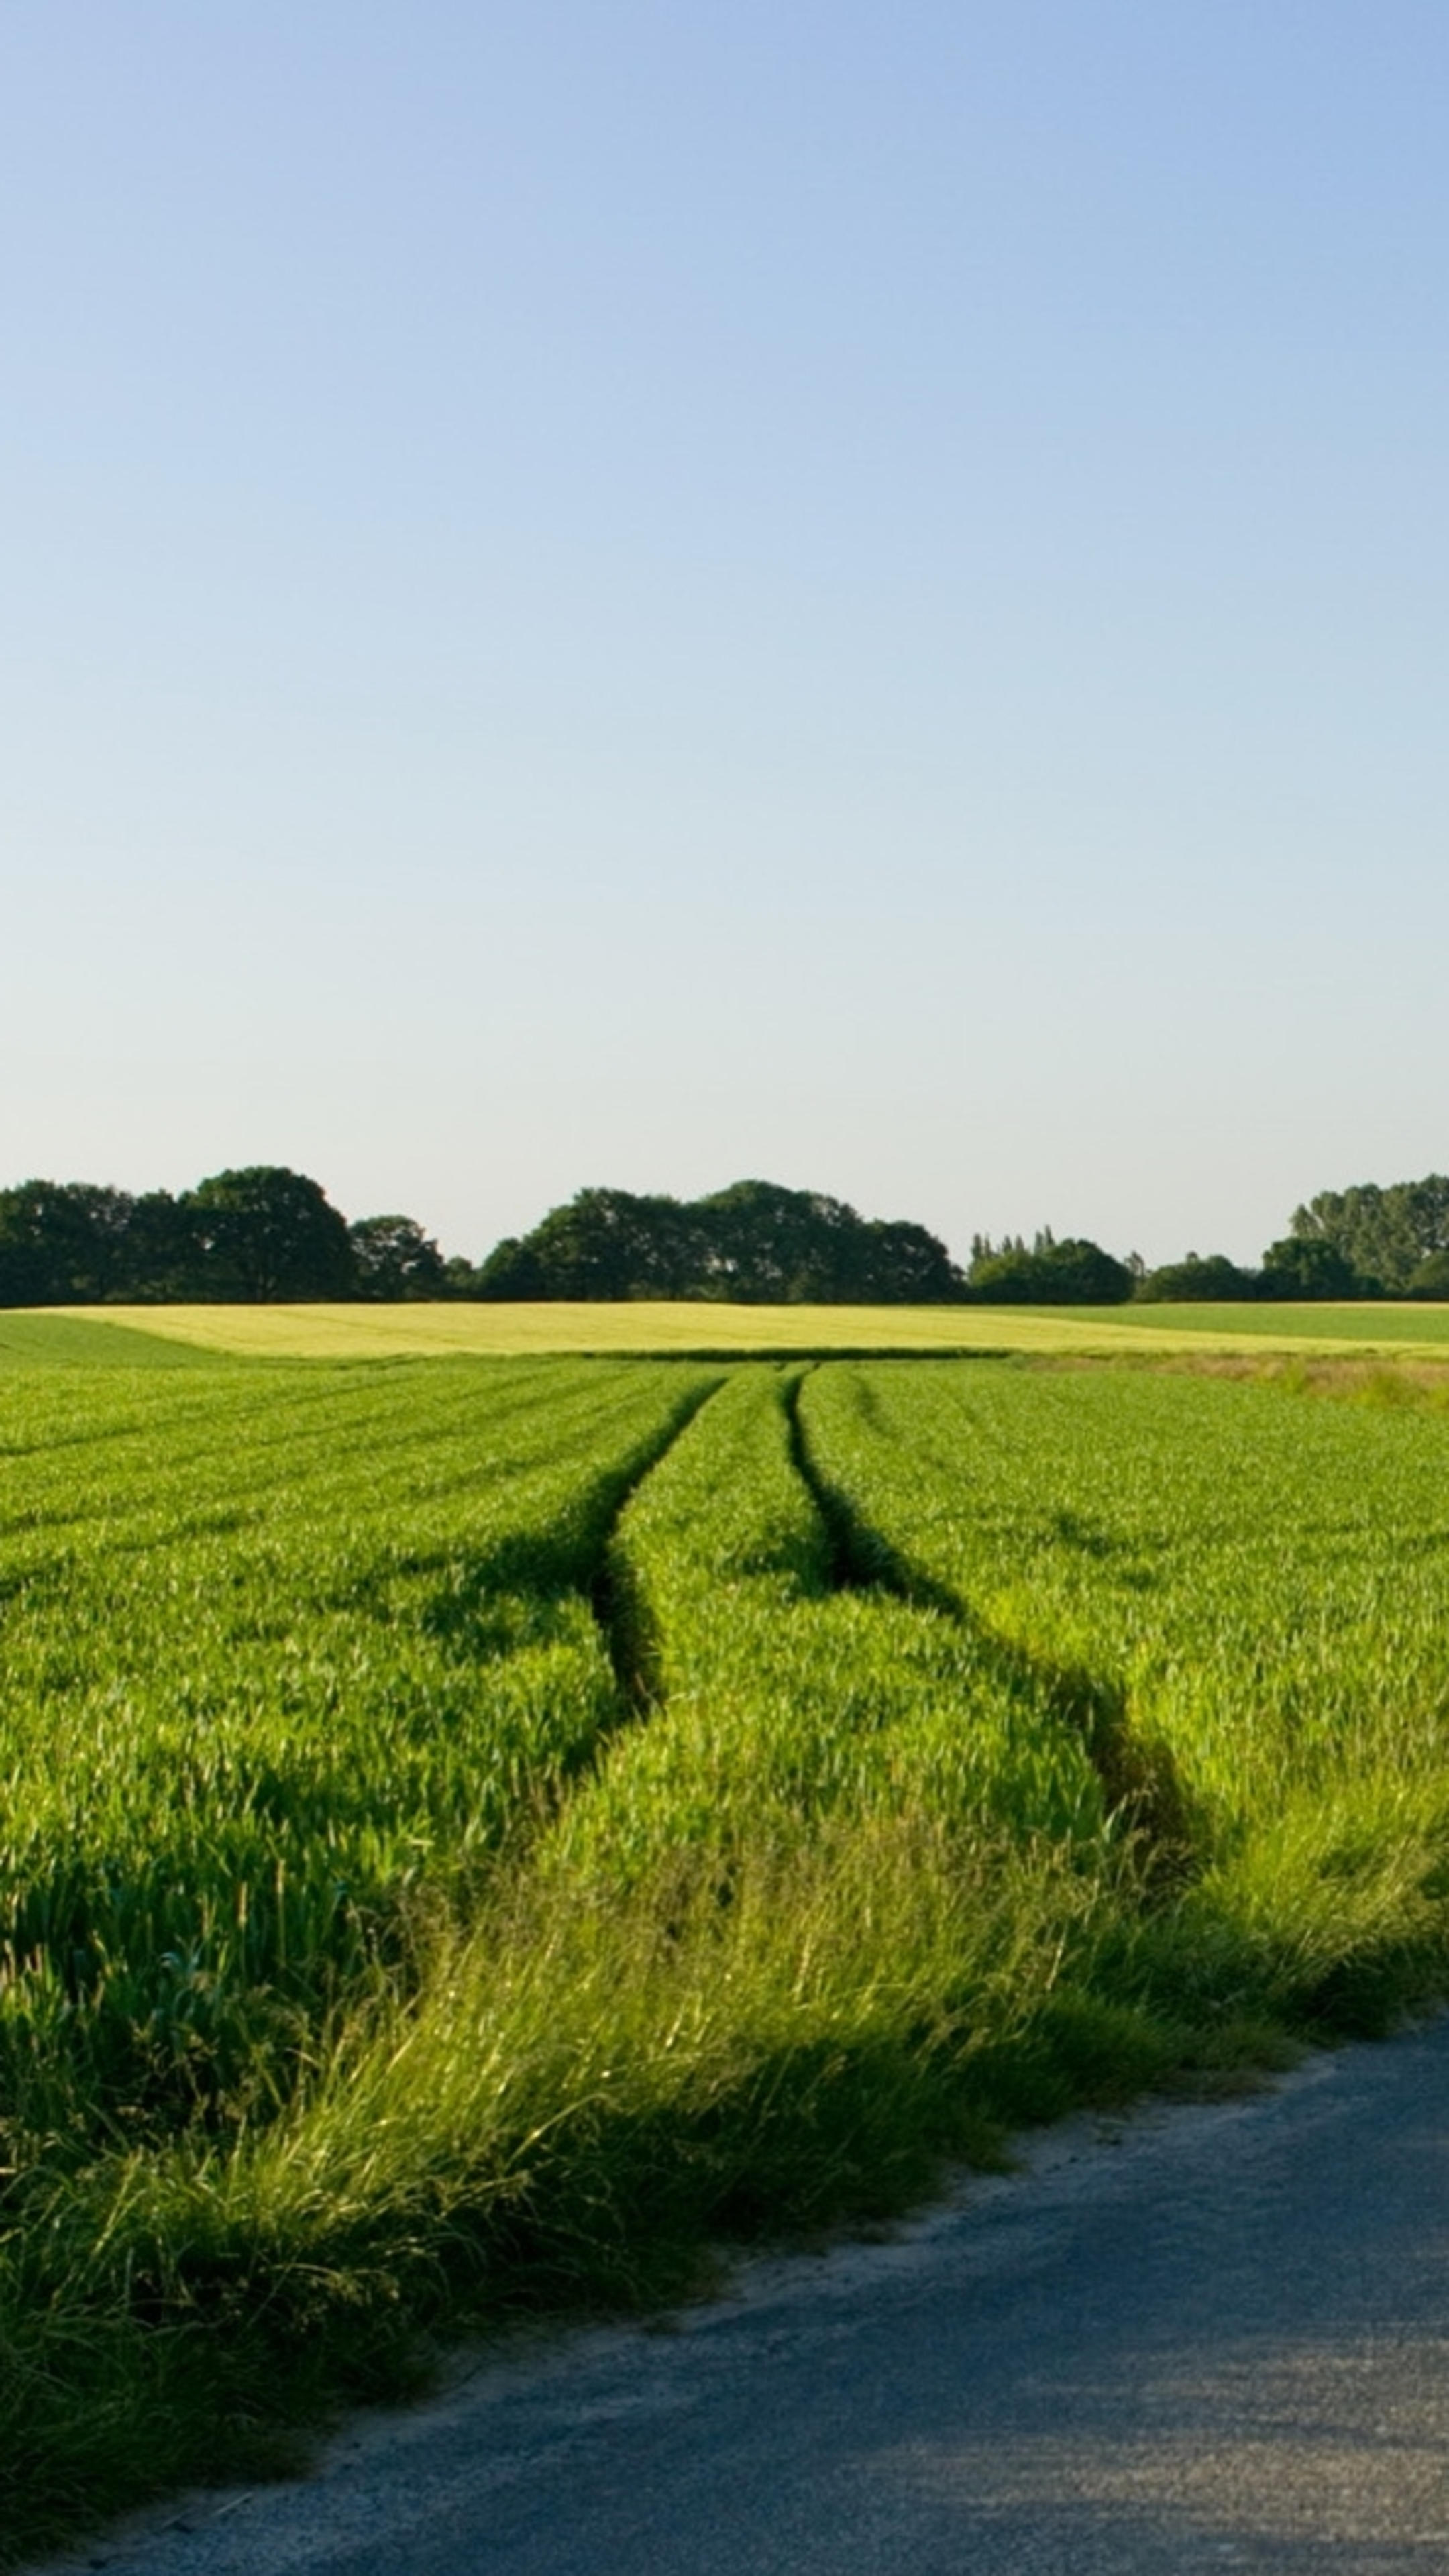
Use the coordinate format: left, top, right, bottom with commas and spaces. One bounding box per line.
966, 1236, 1133, 1305
1258, 1234, 1364, 1300
469, 1238, 543, 1299
1291, 1175, 1449, 1295
849, 1216, 962, 1303
694, 1181, 961, 1303
1136, 1252, 1259, 1303
350, 1214, 447, 1301
123, 1191, 202, 1299
437, 1254, 485, 1298
180, 1167, 356, 1302
474, 1189, 705, 1301
1407, 1250, 1449, 1301
694, 1180, 846, 1300
0, 1181, 140, 1304
472, 1180, 965, 1304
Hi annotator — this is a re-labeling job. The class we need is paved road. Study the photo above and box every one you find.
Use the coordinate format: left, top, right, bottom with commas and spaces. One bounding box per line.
46, 2021, 1449, 2575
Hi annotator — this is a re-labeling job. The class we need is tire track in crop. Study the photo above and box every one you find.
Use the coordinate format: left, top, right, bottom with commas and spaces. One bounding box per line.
784, 1366, 961, 1608
406, 1374, 729, 1841
586, 1374, 728, 1723
787, 1366, 1193, 1881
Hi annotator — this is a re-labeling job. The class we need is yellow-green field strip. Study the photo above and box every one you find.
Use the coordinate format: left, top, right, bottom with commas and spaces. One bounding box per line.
42, 1297, 1449, 1360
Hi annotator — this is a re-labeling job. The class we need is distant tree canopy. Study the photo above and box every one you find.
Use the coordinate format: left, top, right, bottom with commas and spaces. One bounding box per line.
1258, 1234, 1365, 1301
0, 1182, 142, 1307
1134, 1178, 1449, 1304
475, 1181, 965, 1304
185, 1167, 355, 1302
349, 1214, 448, 1301
965, 1229, 1134, 1306
1289, 1175, 1449, 1297
1407, 1250, 1449, 1301
0, 1167, 1155, 1311
1136, 1252, 1259, 1303
15, 1157, 1447, 1313
0, 1168, 441, 1305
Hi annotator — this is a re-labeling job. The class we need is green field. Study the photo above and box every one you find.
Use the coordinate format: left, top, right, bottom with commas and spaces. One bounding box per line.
30, 1294, 1449, 1360
0, 1311, 223, 1367
10, 1342, 1449, 2559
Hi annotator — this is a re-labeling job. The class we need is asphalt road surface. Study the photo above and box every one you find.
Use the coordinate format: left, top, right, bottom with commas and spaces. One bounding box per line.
42, 2019, 1449, 2576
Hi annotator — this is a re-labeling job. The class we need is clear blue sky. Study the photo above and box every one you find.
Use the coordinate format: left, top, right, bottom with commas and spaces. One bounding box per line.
4, 3, 1447, 1269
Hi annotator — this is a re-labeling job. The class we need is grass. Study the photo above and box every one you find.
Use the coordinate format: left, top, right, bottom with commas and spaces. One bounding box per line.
0, 1312, 221, 1366
9, 1348, 1449, 2560
1076, 1298, 1449, 1345
38, 1295, 1449, 1361
0, 1359, 718, 2147
802, 1363, 1449, 1953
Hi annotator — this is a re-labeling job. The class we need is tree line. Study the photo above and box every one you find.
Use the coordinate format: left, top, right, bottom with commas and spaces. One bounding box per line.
474, 1181, 964, 1303
1132, 1173, 1449, 1302
0, 1170, 456, 1307
3, 1164, 1448, 1307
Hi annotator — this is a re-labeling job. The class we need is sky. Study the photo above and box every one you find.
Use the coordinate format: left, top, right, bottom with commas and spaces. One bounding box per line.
3, 2, 1448, 1270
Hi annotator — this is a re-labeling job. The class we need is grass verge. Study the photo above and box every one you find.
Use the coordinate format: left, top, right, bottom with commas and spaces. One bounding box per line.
11, 1803, 1449, 2569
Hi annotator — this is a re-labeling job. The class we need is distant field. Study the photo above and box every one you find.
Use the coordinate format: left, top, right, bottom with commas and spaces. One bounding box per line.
32, 1295, 1449, 1361
1092, 1299, 1449, 1344
0, 1311, 223, 1366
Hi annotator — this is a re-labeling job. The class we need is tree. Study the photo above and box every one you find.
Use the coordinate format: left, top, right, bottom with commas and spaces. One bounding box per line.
471, 1236, 547, 1300
0, 1167, 490, 1304
1258, 1235, 1363, 1300
350, 1214, 447, 1301
472, 1189, 706, 1301
1291, 1175, 1449, 1295
966, 1236, 1133, 1305
851, 1216, 961, 1303
123, 1191, 203, 1300
1136, 1252, 1258, 1303
694, 1180, 961, 1303
1407, 1250, 1449, 1301
472, 1180, 967, 1304
180, 1167, 356, 1302
0, 1181, 139, 1304
695, 1180, 849, 1301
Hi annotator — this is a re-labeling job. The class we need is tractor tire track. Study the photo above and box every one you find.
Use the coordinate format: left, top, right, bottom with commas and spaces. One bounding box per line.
788, 1364, 1193, 1878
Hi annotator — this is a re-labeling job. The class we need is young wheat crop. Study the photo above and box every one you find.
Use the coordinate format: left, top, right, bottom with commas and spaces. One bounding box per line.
9, 1350, 1449, 2561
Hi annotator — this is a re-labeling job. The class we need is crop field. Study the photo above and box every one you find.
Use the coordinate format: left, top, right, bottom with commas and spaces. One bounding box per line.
34, 1294, 1449, 1362
10, 1346, 1449, 2559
